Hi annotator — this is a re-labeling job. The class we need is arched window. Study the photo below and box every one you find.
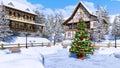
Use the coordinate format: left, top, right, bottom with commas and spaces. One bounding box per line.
9, 10, 12, 16
13, 12, 16, 17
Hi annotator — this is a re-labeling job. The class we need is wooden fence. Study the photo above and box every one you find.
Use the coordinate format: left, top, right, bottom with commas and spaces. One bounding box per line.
0, 42, 51, 49
62, 42, 120, 49
93, 42, 120, 49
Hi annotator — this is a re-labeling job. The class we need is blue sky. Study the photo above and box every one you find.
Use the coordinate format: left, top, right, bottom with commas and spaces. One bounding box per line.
27, 0, 120, 15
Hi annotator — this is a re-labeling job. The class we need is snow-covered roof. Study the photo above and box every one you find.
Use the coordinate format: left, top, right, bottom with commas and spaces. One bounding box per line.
9, 18, 45, 26
0, 0, 36, 15
63, 1, 97, 25
80, 1, 93, 15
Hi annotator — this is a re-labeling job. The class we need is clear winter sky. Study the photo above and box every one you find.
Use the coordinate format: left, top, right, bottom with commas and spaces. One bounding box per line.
18, 0, 120, 18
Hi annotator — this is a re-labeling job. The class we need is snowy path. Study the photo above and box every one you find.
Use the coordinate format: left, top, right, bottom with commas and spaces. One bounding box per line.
44, 49, 120, 68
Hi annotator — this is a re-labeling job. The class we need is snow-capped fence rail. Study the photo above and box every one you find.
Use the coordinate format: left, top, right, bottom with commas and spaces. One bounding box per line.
0, 42, 51, 49
62, 41, 120, 49
92, 42, 120, 48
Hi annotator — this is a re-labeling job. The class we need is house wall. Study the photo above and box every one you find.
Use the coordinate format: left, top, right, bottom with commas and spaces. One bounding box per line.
4, 6, 44, 35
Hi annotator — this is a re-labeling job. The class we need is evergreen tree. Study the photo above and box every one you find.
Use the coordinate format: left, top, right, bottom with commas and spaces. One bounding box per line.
0, 3, 13, 41
69, 19, 94, 59
91, 6, 110, 42
111, 15, 120, 48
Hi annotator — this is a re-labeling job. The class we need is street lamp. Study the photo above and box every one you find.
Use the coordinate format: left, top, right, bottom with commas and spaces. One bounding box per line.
25, 32, 30, 48
115, 29, 118, 48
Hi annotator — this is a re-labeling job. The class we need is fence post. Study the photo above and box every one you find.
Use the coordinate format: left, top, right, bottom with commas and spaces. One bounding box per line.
93, 43, 96, 49
31, 43, 33, 47
47, 43, 51, 47
107, 42, 111, 48
1, 44, 4, 49
42, 43, 43, 47
18, 43, 20, 48
61, 42, 63, 46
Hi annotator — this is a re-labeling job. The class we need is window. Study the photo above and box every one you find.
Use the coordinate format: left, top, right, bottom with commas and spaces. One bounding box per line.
15, 23, 19, 28
19, 23, 24, 29
8, 2, 14, 7
68, 25, 72, 29
68, 32, 71, 37
26, 16, 29, 19
74, 24, 77, 29
13, 12, 16, 17
85, 22, 90, 29
18, 13, 20, 18
30, 26, 33, 30
26, 8, 30, 11
9, 11, 12, 16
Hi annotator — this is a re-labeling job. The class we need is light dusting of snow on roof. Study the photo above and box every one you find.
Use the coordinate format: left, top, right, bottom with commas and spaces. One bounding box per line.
0, 0, 36, 15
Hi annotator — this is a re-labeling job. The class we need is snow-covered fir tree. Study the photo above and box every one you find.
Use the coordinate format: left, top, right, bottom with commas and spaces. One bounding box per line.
43, 14, 54, 38
34, 9, 46, 24
31, 9, 46, 37
111, 15, 120, 47
90, 6, 110, 42
54, 13, 64, 43
44, 12, 64, 44
0, 3, 13, 41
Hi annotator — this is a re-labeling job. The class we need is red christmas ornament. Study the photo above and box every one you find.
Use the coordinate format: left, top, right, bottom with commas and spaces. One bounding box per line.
80, 36, 84, 40
81, 49, 85, 52
90, 42, 92, 45
77, 27, 81, 30
76, 42, 79, 45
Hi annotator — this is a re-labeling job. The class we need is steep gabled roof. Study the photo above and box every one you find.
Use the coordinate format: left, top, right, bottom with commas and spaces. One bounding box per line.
63, 2, 97, 25
0, 0, 36, 15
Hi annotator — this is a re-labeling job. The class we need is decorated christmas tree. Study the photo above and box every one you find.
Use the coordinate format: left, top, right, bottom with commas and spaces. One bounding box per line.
69, 19, 94, 59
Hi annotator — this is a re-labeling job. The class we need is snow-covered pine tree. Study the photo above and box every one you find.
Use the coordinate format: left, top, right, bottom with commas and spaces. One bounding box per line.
54, 12, 64, 43
91, 6, 110, 42
34, 9, 46, 24
43, 12, 65, 44
0, 2, 13, 41
34, 9, 46, 37
111, 15, 120, 48
43, 14, 54, 38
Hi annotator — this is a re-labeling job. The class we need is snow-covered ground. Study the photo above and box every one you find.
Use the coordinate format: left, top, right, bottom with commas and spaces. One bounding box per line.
0, 45, 63, 68
0, 37, 50, 44
1, 38, 120, 68
1, 45, 120, 68
45, 47, 120, 68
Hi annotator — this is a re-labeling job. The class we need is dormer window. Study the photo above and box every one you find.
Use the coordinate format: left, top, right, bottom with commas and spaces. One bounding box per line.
8, 2, 14, 7
26, 8, 30, 11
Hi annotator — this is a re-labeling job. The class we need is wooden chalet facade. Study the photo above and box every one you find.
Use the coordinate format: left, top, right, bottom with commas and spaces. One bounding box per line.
0, 0, 44, 36
62, 2, 98, 39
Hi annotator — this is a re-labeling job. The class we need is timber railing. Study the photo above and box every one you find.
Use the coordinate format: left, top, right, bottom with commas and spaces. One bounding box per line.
92, 42, 120, 48
0, 42, 51, 49
62, 42, 120, 49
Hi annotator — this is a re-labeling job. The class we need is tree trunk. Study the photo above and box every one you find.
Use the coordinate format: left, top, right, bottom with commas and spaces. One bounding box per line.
54, 36, 55, 45
115, 35, 117, 48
